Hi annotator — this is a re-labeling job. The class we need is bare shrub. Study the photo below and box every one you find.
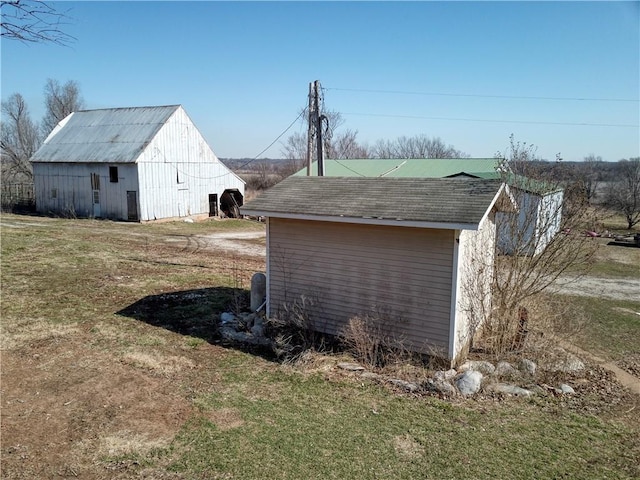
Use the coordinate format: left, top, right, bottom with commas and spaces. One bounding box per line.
339, 308, 411, 369
267, 295, 327, 362
466, 136, 597, 357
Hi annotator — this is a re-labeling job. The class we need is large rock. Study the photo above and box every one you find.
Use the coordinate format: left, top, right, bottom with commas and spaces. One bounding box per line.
518, 358, 537, 376
250, 315, 265, 337
487, 383, 533, 397
544, 350, 585, 373
220, 312, 236, 324
337, 362, 365, 372
433, 369, 457, 382
557, 383, 575, 395
459, 360, 495, 375
455, 370, 483, 396
388, 378, 420, 393
494, 361, 519, 379
425, 379, 458, 397
220, 326, 272, 347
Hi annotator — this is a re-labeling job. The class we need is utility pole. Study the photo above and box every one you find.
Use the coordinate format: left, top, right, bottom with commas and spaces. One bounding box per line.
306, 80, 324, 176
314, 81, 324, 176
306, 81, 314, 176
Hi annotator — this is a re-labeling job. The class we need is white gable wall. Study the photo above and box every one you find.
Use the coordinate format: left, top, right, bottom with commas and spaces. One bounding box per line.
535, 190, 564, 256
136, 107, 244, 221
453, 212, 496, 362
497, 189, 563, 256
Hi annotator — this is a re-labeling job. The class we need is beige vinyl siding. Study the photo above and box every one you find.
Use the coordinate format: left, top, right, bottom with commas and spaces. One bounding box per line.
268, 218, 455, 354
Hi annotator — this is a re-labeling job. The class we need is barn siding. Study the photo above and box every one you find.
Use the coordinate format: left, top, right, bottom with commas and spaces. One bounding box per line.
267, 218, 455, 354
34, 162, 138, 219
136, 107, 244, 221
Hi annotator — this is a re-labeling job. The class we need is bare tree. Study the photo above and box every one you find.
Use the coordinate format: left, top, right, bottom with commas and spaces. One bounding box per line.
575, 154, 602, 203
1, 93, 41, 181
462, 136, 596, 356
280, 109, 369, 175
326, 129, 369, 159
42, 78, 84, 135
605, 158, 640, 230
371, 134, 467, 159
280, 131, 307, 176
1, 0, 74, 45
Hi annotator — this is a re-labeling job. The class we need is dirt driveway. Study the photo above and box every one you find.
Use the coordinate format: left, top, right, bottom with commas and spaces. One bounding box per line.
163, 229, 266, 257
552, 277, 640, 302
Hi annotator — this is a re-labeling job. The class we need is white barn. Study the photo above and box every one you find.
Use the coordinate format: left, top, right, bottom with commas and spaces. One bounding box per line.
31, 105, 245, 221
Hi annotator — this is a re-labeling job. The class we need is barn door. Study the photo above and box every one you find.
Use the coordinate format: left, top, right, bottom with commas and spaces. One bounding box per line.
90, 173, 101, 217
126, 191, 138, 221
209, 194, 218, 217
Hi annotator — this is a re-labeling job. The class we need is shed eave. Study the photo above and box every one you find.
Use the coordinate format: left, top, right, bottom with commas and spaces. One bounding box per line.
478, 183, 517, 229
240, 210, 479, 231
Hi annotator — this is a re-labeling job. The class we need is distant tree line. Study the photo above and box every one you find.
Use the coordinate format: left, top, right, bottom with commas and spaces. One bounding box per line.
2, 79, 637, 229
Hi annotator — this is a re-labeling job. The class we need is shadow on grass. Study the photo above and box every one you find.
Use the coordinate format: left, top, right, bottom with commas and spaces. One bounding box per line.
607, 240, 640, 248
116, 287, 248, 343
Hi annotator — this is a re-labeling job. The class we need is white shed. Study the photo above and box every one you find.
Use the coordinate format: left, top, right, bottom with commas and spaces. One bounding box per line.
496, 176, 564, 256
31, 105, 245, 221
241, 176, 515, 365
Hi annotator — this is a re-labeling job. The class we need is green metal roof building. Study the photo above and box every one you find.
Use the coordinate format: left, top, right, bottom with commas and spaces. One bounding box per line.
294, 158, 502, 179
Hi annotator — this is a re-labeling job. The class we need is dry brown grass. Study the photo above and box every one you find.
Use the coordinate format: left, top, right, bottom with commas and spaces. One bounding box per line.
393, 434, 425, 460
98, 431, 172, 457
1, 318, 80, 350
121, 351, 196, 375
204, 407, 245, 431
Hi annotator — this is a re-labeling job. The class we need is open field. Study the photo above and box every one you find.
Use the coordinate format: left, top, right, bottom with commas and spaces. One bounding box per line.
1, 213, 639, 479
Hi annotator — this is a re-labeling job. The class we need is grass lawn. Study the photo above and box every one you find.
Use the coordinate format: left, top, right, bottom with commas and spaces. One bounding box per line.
1, 213, 639, 479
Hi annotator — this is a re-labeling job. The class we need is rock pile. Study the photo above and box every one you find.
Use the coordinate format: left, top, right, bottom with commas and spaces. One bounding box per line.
219, 311, 272, 347
338, 350, 587, 399
218, 310, 588, 400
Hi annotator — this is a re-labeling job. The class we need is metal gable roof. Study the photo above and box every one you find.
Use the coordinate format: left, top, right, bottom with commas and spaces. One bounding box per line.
294, 158, 501, 179
30, 105, 181, 163
241, 176, 504, 228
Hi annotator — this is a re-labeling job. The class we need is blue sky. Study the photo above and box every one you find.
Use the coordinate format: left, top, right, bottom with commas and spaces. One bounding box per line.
2, 1, 639, 161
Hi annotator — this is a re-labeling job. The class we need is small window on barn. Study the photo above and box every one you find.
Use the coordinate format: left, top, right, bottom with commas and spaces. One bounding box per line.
109, 166, 118, 183
176, 168, 184, 184
51, 188, 57, 199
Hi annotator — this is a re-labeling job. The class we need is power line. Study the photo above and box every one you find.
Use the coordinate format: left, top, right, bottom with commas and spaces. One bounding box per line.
342, 111, 639, 128
326, 86, 639, 103
233, 107, 308, 171
162, 107, 309, 181
332, 159, 366, 177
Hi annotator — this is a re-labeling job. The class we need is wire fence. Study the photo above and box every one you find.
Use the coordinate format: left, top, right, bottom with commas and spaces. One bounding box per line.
1, 183, 35, 212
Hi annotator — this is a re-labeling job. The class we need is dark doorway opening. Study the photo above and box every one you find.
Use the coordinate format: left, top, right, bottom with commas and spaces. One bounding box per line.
220, 189, 243, 218
209, 193, 218, 217
126, 191, 139, 221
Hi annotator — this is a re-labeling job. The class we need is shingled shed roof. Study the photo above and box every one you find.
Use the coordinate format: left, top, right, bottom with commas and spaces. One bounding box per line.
241, 176, 508, 230
31, 105, 180, 163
